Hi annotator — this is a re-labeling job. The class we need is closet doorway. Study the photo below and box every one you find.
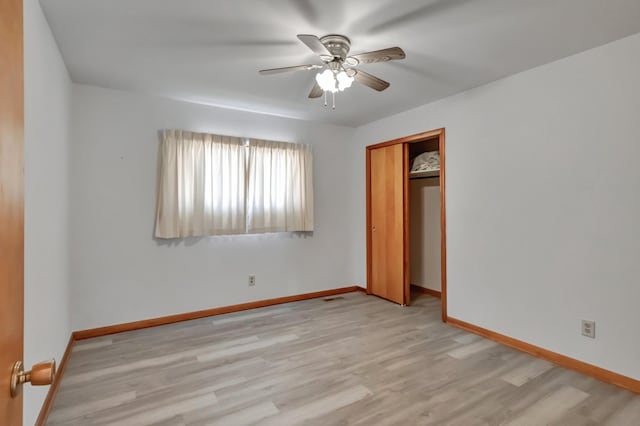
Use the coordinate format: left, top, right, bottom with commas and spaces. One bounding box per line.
366, 128, 447, 321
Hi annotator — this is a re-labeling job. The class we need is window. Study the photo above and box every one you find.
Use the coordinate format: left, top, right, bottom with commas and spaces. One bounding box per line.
155, 130, 313, 238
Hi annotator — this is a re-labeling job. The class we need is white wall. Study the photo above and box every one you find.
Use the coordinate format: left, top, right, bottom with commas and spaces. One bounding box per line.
352, 33, 640, 380
69, 85, 357, 330
410, 179, 441, 292
23, 0, 72, 423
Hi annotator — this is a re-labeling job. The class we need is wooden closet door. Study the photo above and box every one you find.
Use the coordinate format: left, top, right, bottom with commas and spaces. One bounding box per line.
368, 143, 408, 305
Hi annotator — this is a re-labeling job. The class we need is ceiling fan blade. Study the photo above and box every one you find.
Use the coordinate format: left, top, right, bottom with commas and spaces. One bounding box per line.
259, 64, 323, 75
353, 69, 390, 92
308, 82, 323, 98
297, 34, 332, 57
348, 47, 405, 65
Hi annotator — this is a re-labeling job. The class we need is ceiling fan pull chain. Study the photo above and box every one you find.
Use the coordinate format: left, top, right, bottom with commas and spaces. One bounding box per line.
324, 90, 328, 107
332, 91, 336, 110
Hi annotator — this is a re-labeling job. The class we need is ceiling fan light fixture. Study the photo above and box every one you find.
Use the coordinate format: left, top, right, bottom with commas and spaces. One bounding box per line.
336, 71, 354, 91
315, 69, 354, 94
315, 69, 338, 93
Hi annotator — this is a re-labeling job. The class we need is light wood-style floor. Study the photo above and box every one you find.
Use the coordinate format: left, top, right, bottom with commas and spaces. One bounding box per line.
48, 292, 640, 425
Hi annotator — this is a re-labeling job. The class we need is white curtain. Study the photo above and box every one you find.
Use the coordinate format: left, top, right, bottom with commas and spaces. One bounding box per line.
155, 130, 313, 238
155, 130, 246, 238
246, 139, 314, 233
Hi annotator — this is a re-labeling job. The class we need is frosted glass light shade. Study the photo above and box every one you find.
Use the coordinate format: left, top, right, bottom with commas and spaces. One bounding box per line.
315, 69, 337, 93
336, 71, 354, 91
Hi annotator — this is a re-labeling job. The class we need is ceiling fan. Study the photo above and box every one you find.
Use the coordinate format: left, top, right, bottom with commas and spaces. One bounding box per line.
259, 34, 405, 108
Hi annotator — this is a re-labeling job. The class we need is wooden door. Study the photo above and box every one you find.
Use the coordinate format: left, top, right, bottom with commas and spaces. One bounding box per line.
367, 143, 409, 305
0, 0, 24, 423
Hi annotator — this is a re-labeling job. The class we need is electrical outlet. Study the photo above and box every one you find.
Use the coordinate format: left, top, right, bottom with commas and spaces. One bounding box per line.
248, 275, 256, 286
581, 320, 595, 338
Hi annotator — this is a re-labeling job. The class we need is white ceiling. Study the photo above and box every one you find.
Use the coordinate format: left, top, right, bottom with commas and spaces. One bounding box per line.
42, 0, 640, 127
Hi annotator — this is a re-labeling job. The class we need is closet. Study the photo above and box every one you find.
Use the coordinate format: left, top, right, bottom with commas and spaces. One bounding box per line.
408, 140, 442, 298
366, 129, 447, 320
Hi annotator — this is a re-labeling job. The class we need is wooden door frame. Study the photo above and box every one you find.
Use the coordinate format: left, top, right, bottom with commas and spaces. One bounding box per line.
366, 128, 447, 321
0, 0, 24, 422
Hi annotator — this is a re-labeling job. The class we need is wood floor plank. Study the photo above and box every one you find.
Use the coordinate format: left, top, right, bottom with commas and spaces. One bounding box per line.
261, 384, 372, 425
48, 293, 640, 425
211, 307, 291, 325
504, 385, 590, 425
452, 333, 480, 344
204, 401, 279, 426
196, 334, 299, 363
92, 384, 220, 426
501, 358, 555, 387
446, 338, 497, 359
604, 397, 640, 425
73, 339, 113, 352
63, 336, 260, 386
47, 391, 136, 423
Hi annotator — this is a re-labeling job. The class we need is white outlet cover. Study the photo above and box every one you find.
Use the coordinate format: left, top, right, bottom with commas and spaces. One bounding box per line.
581, 320, 596, 338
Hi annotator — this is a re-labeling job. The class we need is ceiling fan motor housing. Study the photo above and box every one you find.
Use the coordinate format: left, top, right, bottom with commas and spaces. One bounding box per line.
320, 34, 352, 61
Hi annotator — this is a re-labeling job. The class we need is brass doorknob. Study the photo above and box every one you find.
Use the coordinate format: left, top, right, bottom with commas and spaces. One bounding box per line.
10, 359, 56, 398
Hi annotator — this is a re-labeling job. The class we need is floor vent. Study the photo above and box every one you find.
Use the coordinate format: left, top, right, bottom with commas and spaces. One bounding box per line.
323, 296, 345, 302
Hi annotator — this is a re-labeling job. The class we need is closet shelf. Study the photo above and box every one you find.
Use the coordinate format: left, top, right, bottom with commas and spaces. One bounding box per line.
409, 170, 440, 179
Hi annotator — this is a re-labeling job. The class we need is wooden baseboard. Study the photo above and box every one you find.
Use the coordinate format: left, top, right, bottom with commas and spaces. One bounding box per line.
74, 286, 363, 340
35, 334, 76, 425
446, 316, 640, 394
410, 284, 442, 298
